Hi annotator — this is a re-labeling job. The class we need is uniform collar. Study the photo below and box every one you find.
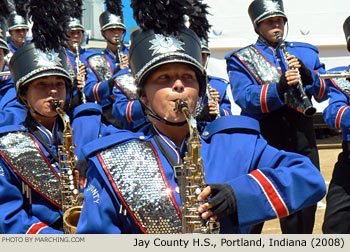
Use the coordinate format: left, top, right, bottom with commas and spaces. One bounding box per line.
256, 37, 278, 57
152, 125, 187, 164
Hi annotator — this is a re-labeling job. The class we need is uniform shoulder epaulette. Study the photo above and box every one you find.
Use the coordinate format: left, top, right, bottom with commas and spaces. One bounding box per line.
287, 42, 319, 53
86, 51, 105, 60
208, 75, 229, 84
201, 115, 260, 140
225, 44, 254, 59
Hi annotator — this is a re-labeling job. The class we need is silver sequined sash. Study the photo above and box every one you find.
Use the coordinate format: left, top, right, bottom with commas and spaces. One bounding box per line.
88, 54, 112, 81
331, 78, 350, 97
114, 72, 138, 100
234, 45, 308, 113
235, 45, 281, 84
98, 140, 182, 234
0, 131, 61, 207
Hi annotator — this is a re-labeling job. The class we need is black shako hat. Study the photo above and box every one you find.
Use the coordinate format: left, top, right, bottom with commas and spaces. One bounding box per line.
9, 0, 72, 105
99, 0, 126, 32
344, 16, 350, 52
0, 18, 9, 55
7, 11, 29, 31
69, 0, 84, 31
248, 0, 287, 30
129, 0, 211, 98
0, 0, 10, 54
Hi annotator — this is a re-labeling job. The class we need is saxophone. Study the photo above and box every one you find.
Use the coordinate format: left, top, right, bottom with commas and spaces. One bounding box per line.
174, 100, 220, 234
51, 99, 83, 234
73, 42, 87, 104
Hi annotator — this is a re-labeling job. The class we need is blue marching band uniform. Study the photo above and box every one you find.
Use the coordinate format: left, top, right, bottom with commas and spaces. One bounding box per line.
322, 64, 350, 233
76, 116, 326, 234
1, 0, 348, 234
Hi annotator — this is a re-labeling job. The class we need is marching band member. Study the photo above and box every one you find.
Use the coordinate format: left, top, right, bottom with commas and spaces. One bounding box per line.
0, 0, 111, 234
64, 0, 97, 107
5, 10, 29, 65
84, 0, 129, 128
0, 1, 25, 124
76, 0, 326, 234
322, 16, 350, 234
225, 0, 328, 234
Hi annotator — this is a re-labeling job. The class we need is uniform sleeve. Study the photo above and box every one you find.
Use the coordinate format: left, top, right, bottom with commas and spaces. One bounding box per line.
76, 158, 123, 234
0, 159, 63, 234
323, 80, 350, 129
228, 137, 326, 228
71, 102, 119, 159
83, 69, 112, 103
304, 58, 328, 102
112, 86, 148, 130
226, 55, 285, 119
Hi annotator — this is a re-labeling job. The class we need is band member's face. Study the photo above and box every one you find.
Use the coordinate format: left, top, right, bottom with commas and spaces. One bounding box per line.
257, 16, 285, 44
103, 28, 125, 44
0, 49, 4, 71
22, 76, 67, 117
67, 30, 84, 50
140, 63, 200, 123
10, 29, 28, 46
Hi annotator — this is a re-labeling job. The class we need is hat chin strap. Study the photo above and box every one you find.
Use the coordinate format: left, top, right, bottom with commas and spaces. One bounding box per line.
27, 100, 58, 119
140, 100, 187, 127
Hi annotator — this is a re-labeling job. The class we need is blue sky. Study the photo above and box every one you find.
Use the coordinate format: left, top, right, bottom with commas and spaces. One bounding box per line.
121, 0, 138, 42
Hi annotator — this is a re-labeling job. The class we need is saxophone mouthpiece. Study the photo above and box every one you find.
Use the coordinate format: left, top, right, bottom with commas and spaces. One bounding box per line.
174, 100, 188, 113
50, 99, 63, 111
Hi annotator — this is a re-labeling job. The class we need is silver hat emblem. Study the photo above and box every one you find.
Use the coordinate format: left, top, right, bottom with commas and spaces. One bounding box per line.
33, 49, 62, 67
108, 15, 122, 25
264, 1, 281, 12
149, 34, 185, 56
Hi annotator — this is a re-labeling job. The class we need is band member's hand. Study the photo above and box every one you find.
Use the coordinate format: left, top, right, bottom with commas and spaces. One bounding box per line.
197, 184, 237, 220
209, 88, 220, 103
78, 63, 87, 77
75, 159, 88, 189
285, 69, 300, 86
286, 55, 301, 69
208, 101, 219, 115
76, 75, 85, 90
120, 55, 129, 69
298, 60, 313, 86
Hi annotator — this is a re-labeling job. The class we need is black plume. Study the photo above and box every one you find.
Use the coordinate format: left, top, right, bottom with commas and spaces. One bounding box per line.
29, 0, 71, 51
0, 0, 11, 19
14, 0, 30, 17
131, 0, 193, 36
187, 0, 211, 41
71, 0, 83, 19
106, 0, 123, 16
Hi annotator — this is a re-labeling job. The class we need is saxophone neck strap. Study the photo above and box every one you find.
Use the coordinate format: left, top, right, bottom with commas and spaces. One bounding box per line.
25, 114, 59, 163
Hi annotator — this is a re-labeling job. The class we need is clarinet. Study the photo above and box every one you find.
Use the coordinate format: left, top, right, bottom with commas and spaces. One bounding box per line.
174, 100, 220, 234
73, 43, 87, 104
51, 99, 83, 234
275, 32, 316, 116
114, 37, 127, 74
206, 83, 221, 119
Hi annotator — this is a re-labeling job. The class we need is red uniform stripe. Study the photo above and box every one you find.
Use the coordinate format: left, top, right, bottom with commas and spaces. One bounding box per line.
223, 109, 229, 116
335, 106, 350, 129
260, 84, 269, 113
314, 71, 326, 99
249, 170, 289, 218
126, 101, 134, 123
93, 82, 101, 102
26, 222, 48, 234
